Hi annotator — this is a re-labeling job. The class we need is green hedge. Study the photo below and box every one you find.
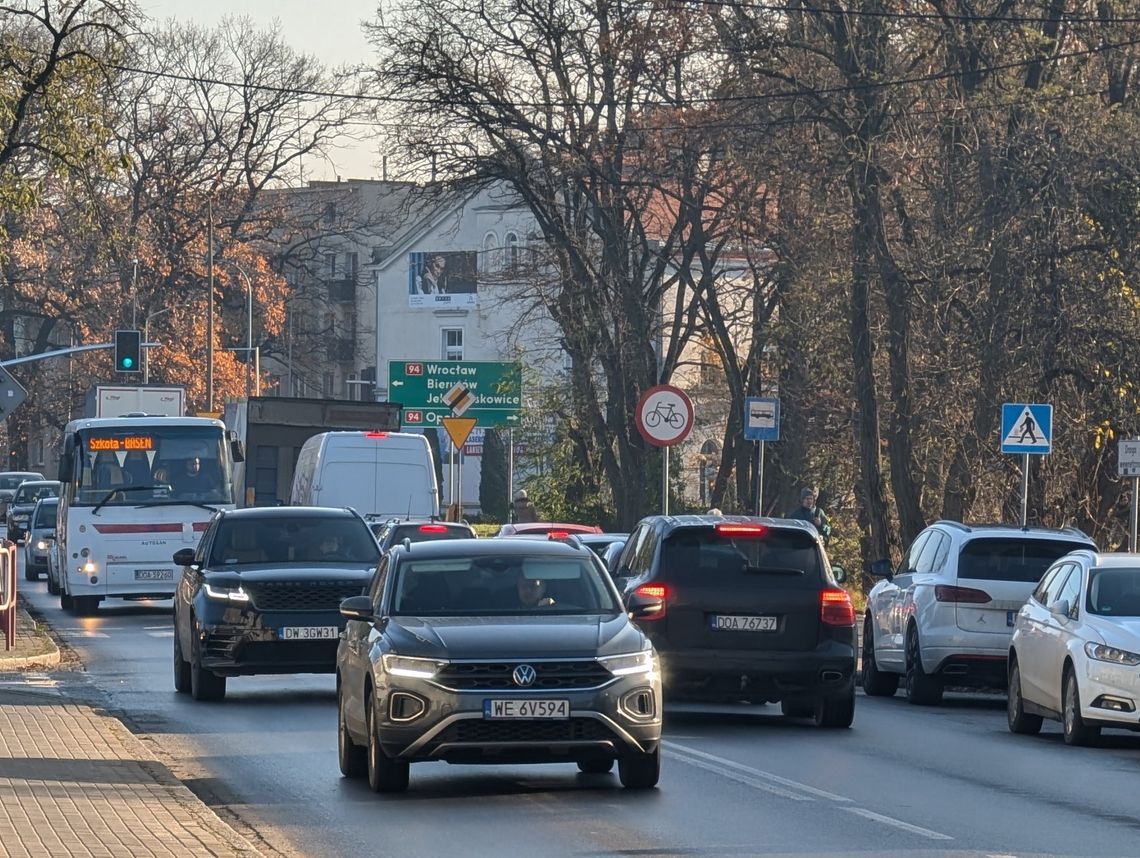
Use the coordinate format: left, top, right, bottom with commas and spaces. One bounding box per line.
473, 524, 501, 538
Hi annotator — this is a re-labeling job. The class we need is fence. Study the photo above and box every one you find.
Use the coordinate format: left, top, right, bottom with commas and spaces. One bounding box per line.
0, 540, 16, 650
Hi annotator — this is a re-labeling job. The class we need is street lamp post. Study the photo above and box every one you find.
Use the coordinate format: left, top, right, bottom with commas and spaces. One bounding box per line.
220, 261, 254, 401
143, 307, 173, 384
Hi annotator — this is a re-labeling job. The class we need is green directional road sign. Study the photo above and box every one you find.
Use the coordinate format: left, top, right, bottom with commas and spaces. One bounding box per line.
388, 360, 522, 428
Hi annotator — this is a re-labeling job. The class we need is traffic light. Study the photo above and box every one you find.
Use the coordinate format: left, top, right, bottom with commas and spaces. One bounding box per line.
114, 329, 141, 373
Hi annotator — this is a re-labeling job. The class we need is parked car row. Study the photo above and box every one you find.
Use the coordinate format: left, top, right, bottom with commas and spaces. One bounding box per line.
862, 517, 1140, 748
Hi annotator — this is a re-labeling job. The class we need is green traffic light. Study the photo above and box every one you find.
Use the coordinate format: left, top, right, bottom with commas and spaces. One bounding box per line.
122, 357, 133, 369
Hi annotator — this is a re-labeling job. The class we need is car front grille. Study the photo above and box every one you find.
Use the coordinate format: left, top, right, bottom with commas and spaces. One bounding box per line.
436, 660, 613, 690
243, 581, 364, 612
438, 718, 616, 744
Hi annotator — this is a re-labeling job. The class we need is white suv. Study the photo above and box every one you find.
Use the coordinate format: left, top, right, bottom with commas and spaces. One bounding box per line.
862, 521, 1096, 704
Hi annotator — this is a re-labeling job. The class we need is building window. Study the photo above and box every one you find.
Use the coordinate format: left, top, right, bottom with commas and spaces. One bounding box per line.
347, 252, 359, 277
323, 372, 335, 396
504, 231, 519, 270
700, 335, 722, 385
326, 253, 337, 277
442, 328, 464, 361
481, 232, 499, 273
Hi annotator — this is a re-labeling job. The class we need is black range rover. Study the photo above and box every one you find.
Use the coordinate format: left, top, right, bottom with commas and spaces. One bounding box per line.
173, 506, 381, 701
613, 514, 856, 727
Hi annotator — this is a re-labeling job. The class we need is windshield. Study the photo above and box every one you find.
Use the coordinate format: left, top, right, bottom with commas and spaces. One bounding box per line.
209, 516, 381, 566
388, 524, 474, 545
34, 502, 57, 528
391, 552, 621, 616
658, 527, 823, 589
1087, 568, 1140, 617
74, 426, 232, 507
14, 483, 59, 504
958, 538, 1093, 583
0, 474, 41, 490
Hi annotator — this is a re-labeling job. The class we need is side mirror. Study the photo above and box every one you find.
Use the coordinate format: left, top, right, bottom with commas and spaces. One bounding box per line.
626, 590, 664, 621
57, 453, 73, 483
869, 558, 893, 581
230, 439, 246, 463
1048, 598, 1071, 619
340, 595, 374, 621
172, 548, 196, 567
832, 564, 847, 584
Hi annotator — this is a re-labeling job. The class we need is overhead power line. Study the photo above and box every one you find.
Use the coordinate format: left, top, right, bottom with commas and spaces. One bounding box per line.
107, 34, 1140, 111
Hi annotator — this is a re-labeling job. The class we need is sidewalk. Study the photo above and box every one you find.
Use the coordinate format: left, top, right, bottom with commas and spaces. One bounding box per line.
0, 605, 265, 858
0, 603, 61, 670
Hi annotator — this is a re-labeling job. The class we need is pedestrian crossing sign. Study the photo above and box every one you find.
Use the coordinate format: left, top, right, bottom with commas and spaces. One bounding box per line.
1000, 403, 1052, 454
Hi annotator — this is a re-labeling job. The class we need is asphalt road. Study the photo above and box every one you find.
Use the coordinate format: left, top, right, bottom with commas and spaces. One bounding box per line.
19, 579, 1140, 858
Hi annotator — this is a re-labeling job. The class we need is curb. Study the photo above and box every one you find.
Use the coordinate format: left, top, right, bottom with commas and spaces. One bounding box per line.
0, 602, 61, 671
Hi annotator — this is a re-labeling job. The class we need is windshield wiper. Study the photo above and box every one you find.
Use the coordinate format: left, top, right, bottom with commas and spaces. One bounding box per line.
92, 485, 166, 516
743, 565, 806, 576
134, 498, 223, 514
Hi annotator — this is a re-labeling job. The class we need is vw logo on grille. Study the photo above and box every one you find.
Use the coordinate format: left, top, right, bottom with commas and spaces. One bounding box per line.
512, 664, 537, 687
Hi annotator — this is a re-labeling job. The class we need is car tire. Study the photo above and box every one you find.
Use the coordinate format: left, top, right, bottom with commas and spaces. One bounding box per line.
780, 699, 814, 719
861, 617, 900, 697
1062, 668, 1099, 747
46, 570, 59, 596
59, 585, 72, 611
905, 626, 943, 706
338, 684, 367, 779
366, 694, 409, 793
189, 617, 227, 702
23, 561, 38, 581
577, 758, 614, 774
1006, 659, 1042, 735
814, 684, 856, 728
173, 620, 191, 695
72, 596, 100, 617
618, 746, 660, 789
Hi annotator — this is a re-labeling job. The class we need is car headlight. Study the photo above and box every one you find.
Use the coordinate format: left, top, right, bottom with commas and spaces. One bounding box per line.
599, 649, 656, 677
203, 582, 251, 603
382, 653, 448, 679
1084, 642, 1140, 666
35, 540, 47, 550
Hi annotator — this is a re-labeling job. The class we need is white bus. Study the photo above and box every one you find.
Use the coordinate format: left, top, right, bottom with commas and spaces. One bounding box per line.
55, 416, 242, 615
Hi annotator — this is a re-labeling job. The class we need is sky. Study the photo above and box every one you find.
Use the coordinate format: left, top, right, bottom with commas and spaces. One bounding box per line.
141, 0, 383, 181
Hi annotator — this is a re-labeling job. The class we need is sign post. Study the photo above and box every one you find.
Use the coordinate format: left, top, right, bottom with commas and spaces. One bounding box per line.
1118, 439, 1140, 550
635, 385, 694, 515
1000, 403, 1053, 526
743, 397, 780, 515
442, 416, 478, 522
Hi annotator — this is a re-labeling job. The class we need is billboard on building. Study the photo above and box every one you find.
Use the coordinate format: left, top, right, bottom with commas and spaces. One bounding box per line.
408, 251, 478, 309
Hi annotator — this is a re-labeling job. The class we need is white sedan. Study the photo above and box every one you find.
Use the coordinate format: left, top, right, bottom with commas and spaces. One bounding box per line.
1008, 550, 1140, 745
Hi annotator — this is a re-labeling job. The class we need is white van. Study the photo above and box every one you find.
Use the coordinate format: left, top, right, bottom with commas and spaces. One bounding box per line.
290, 431, 439, 519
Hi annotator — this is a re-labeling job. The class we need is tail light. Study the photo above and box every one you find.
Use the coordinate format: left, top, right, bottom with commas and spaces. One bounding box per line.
547, 531, 571, 540
714, 523, 768, 539
365, 431, 388, 438
419, 524, 448, 533
820, 588, 855, 626
934, 585, 992, 604
633, 583, 667, 620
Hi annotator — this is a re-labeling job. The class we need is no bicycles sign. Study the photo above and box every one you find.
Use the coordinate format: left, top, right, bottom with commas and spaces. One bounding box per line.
636, 384, 694, 447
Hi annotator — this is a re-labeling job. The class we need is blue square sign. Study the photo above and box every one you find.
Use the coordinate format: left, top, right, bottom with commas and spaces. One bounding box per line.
744, 397, 779, 442
1000, 403, 1052, 454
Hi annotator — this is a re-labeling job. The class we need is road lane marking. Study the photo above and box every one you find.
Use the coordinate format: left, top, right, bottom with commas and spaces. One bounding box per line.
665, 746, 814, 800
57, 629, 110, 638
146, 630, 174, 638
664, 741, 852, 802
841, 807, 953, 841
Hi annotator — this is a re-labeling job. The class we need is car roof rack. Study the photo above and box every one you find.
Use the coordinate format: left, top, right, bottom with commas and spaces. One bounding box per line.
936, 520, 1092, 538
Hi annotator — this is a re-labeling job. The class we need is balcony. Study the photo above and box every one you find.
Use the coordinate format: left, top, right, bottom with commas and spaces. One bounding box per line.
326, 338, 355, 362
327, 277, 357, 304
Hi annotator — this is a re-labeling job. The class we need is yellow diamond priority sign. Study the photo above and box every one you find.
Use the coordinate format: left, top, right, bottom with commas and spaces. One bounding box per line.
442, 416, 478, 450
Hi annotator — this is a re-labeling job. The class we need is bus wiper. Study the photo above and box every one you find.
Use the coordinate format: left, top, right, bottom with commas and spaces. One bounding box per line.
134, 499, 223, 514
92, 485, 164, 515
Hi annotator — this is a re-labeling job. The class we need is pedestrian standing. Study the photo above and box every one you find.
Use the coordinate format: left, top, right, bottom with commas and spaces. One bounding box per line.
512, 489, 539, 523
786, 487, 832, 545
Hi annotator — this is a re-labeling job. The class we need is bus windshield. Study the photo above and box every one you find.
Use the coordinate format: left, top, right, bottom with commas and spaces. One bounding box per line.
74, 426, 232, 507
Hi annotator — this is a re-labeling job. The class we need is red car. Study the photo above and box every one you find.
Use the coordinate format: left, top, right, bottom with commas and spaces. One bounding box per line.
497, 521, 603, 536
